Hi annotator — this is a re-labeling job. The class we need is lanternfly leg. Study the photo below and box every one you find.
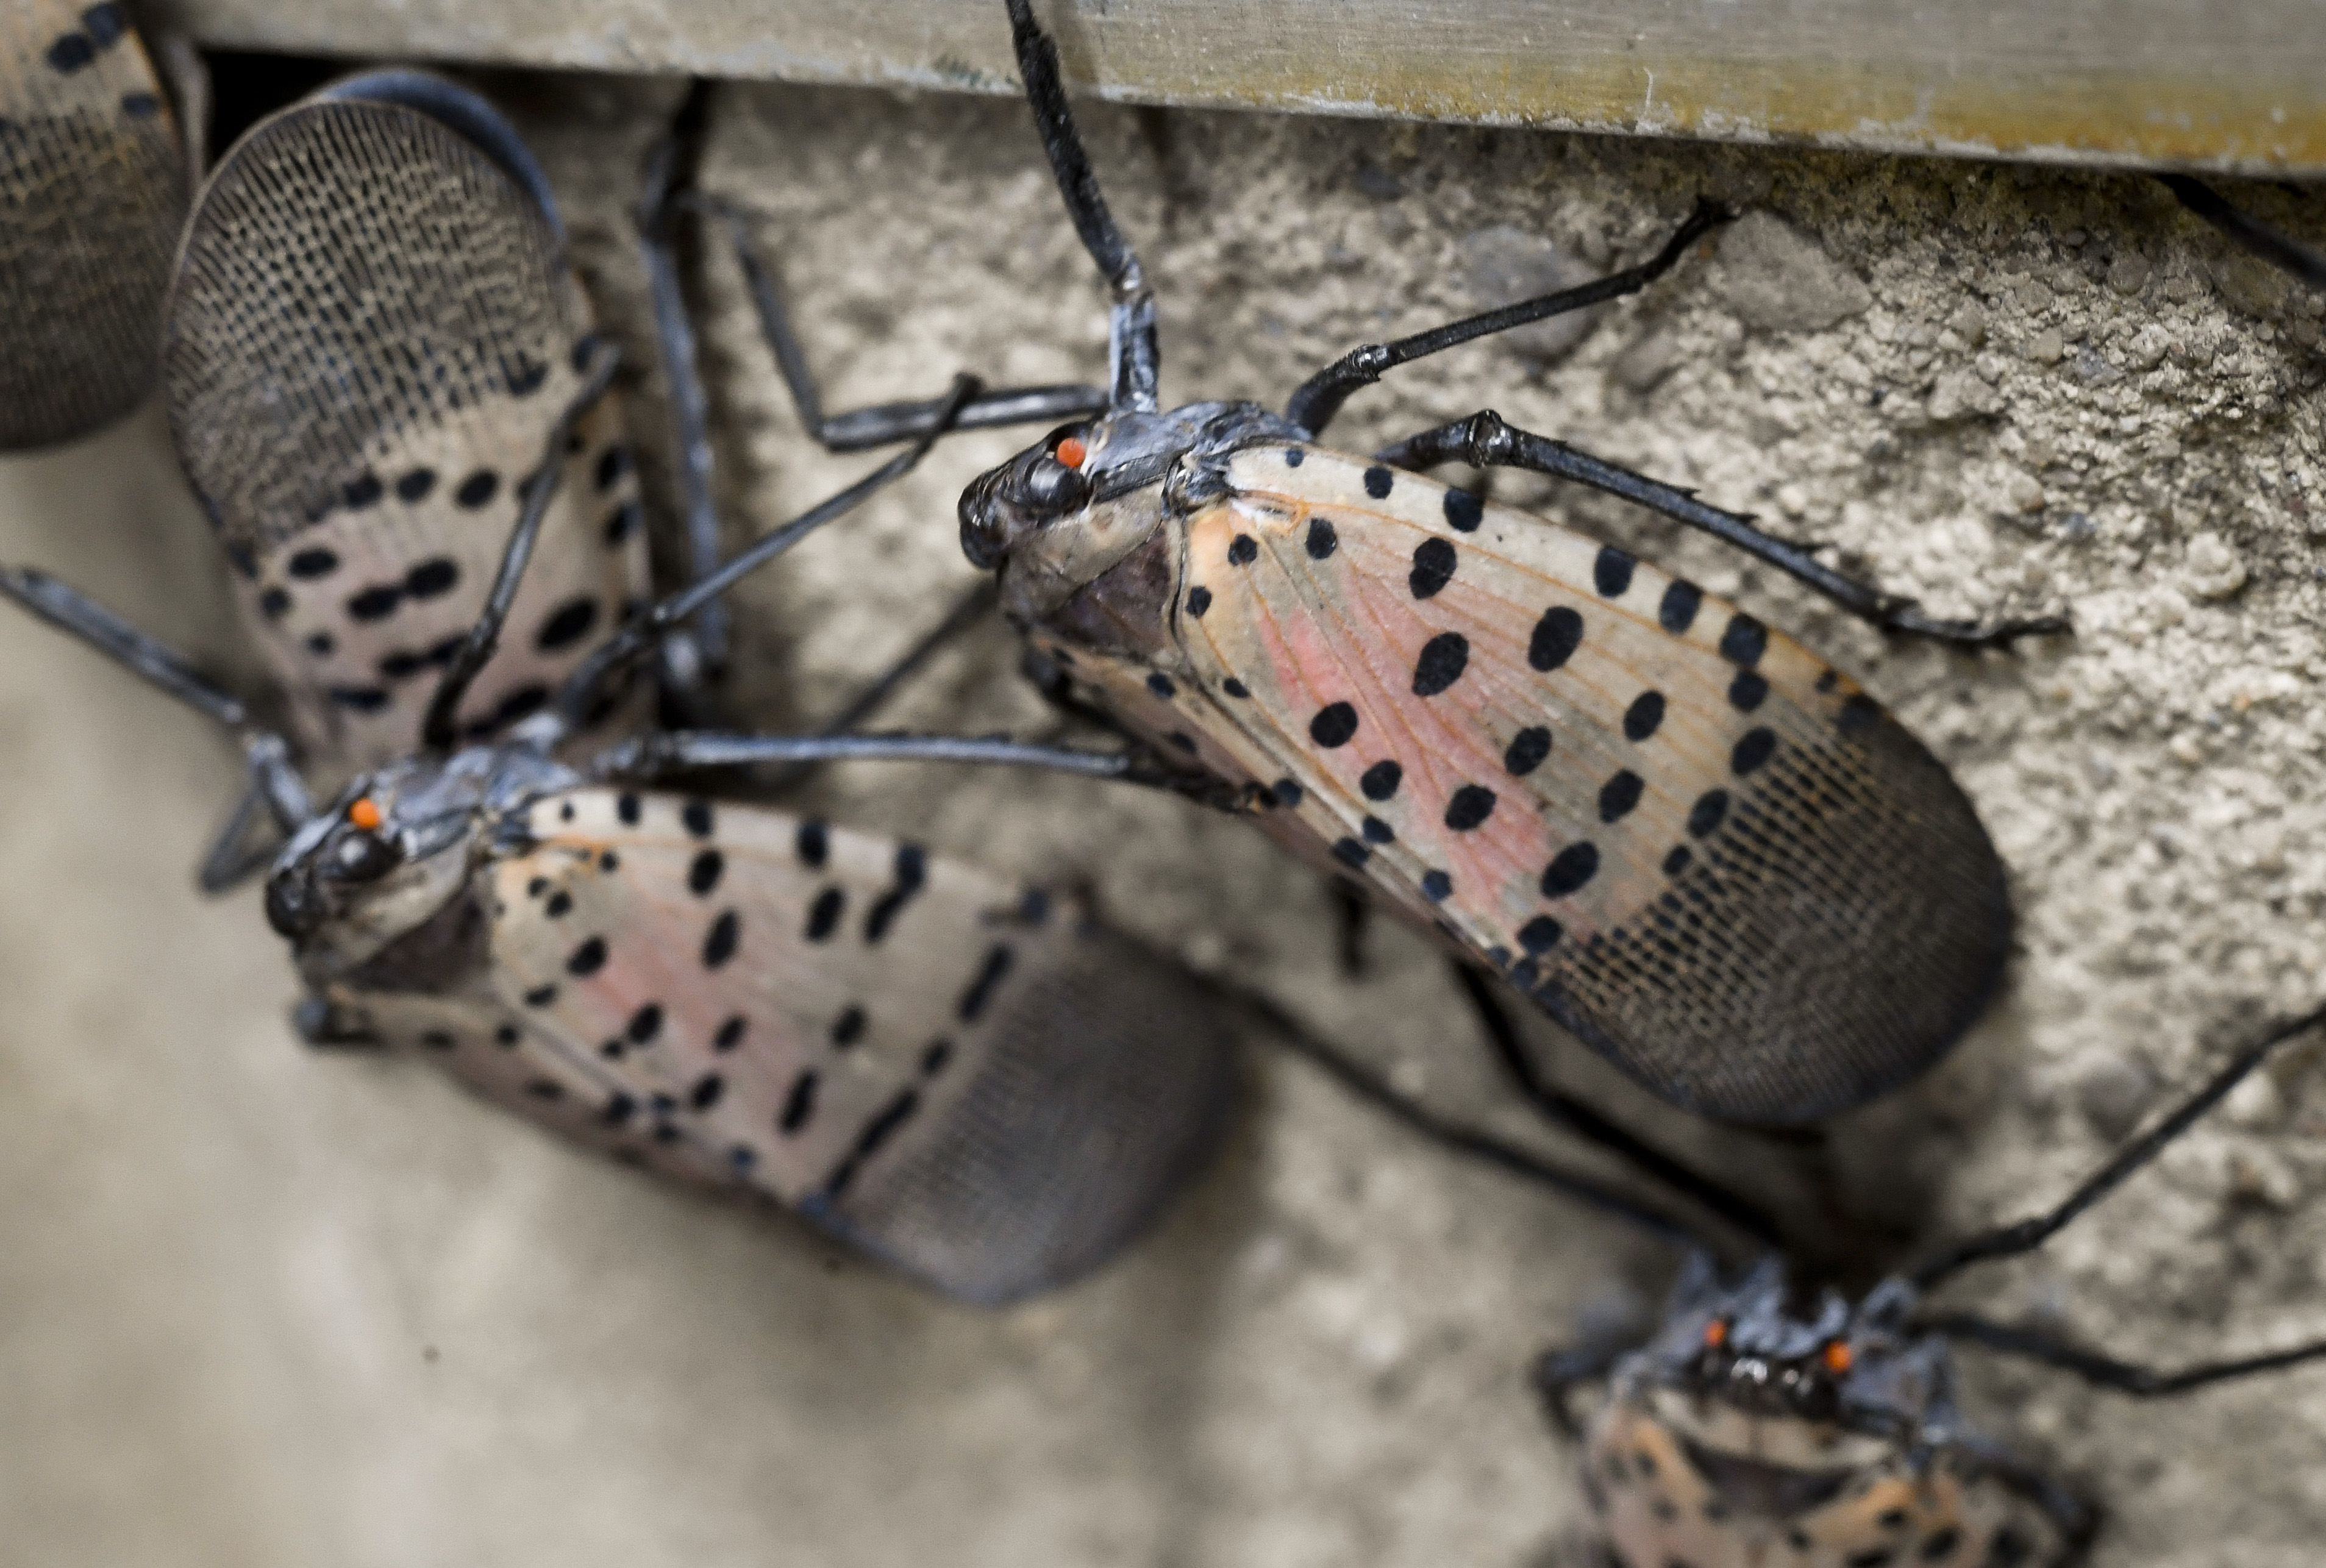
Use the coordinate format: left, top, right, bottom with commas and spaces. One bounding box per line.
421, 338, 624, 749
1454, 964, 1783, 1248
1003, 0, 1161, 411
1908, 1003, 2326, 1289
1285, 200, 1733, 438
636, 81, 729, 690
1923, 1311, 2326, 1398
1377, 408, 2071, 649
555, 374, 984, 729
758, 580, 1000, 791
588, 729, 1139, 783
196, 733, 317, 893
694, 194, 1108, 450
2157, 175, 2326, 289
0, 569, 313, 883
1241, 987, 1717, 1252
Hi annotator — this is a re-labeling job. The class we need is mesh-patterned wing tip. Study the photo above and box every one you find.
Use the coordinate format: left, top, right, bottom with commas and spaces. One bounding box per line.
1547, 704, 2013, 1127
808, 925, 1239, 1306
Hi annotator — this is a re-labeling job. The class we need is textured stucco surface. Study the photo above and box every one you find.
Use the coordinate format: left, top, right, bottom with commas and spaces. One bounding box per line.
3, 63, 2325, 1568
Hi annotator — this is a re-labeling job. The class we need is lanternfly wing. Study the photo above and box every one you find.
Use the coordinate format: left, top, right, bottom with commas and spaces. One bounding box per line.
2, 0, 186, 449
478, 788, 1236, 1304
163, 94, 649, 769
349, 989, 743, 1190
1580, 1397, 2044, 1568
1130, 441, 2008, 1125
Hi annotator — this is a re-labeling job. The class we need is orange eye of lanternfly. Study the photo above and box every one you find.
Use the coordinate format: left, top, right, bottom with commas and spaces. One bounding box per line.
1822, 1341, 1853, 1374
1702, 1320, 1728, 1349
1055, 436, 1087, 468
347, 797, 384, 831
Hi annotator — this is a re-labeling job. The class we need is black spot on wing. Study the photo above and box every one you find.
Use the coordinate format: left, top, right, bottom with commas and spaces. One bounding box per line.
957, 945, 1014, 1024
1362, 465, 1393, 499
1593, 547, 1635, 597
796, 819, 829, 866
537, 596, 599, 652
1720, 613, 1768, 667
1306, 518, 1338, 559
287, 547, 338, 580
682, 800, 715, 839
1598, 771, 1644, 822
714, 1015, 747, 1052
1505, 727, 1551, 775
779, 1071, 818, 1133
1412, 633, 1469, 697
1529, 607, 1583, 671
1541, 843, 1599, 897
1659, 580, 1701, 634
688, 849, 724, 896
805, 886, 844, 942
455, 469, 499, 508
1360, 761, 1402, 800
1310, 702, 1359, 747
1732, 728, 1778, 775
702, 910, 740, 968
1409, 538, 1456, 599
1443, 490, 1483, 532
566, 936, 607, 976
1444, 785, 1497, 831
863, 845, 927, 944
1623, 691, 1665, 742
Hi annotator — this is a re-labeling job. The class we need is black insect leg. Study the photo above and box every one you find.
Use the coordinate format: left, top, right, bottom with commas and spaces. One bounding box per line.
1454, 963, 1783, 1248
1229, 988, 1722, 1253
588, 729, 1138, 783
2158, 175, 2326, 290
1530, 1340, 1634, 1439
1926, 1311, 2326, 1400
1285, 201, 1733, 439
0, 566, 315, 883
1378, 410, 2071, 649
635, 81, 728, 694
694, 195, 1108, 450
422, 337, 623, 750
195, 732, 315, 893
554, 374, 982, 729
758, 580, 999, 791
1910, 1002, 2326, 1289
1004, 0, 1160, 410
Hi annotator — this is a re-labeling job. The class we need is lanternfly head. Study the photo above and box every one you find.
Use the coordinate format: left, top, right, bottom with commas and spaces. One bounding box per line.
1647, 1256, 1940, 1429
960, 403, 1254, 571
263, 758, 495, 966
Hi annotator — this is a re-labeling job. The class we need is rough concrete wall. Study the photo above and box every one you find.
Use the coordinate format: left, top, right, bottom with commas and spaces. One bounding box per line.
2, 63, 2324, 1568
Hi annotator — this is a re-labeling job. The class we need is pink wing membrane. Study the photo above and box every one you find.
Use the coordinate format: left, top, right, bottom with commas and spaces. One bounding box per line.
476, 789, 1234, 1303
1104, 441, 2007, 1123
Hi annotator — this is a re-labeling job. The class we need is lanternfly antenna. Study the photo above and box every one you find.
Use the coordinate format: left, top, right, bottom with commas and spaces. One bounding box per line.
1902, 1002, 2326, 1395
1004, 0, 1160, 412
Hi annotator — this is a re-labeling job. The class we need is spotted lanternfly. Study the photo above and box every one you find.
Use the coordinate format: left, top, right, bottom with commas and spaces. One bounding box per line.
162, 74, 652, 789
1528, 1005, 2326, 1567
267, 771, 1233, 1303
2, 0, 190, 449
960, 0, 2067, 1126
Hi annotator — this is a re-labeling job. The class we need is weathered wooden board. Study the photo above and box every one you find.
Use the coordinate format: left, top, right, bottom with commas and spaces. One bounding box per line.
149, 0, 2326, 174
